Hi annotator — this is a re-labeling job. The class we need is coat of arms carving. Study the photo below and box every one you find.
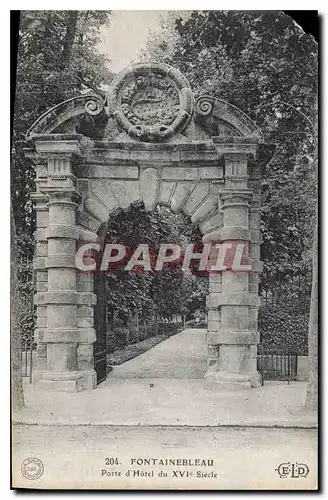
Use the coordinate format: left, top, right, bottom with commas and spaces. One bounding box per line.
108, 62, 194, 142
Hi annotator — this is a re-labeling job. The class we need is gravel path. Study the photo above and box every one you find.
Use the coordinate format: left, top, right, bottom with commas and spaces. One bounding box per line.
110, 328, 207, 379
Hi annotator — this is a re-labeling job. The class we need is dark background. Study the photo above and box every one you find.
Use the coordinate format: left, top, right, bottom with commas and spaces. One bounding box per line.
284, 10, 319, 41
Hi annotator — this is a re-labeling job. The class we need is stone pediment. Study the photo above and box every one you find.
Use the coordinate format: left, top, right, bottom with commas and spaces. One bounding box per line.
27, 62, 263, 144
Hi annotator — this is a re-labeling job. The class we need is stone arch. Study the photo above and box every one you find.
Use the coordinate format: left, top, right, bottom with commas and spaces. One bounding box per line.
90, 200, 209, 384
76, 170, 223, 238
26, 61, 273, 392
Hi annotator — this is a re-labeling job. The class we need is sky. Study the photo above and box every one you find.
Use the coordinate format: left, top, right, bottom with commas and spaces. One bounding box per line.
97, 11, 165, 73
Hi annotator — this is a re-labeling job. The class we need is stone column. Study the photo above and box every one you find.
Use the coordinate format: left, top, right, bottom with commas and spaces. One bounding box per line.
205, 153, 261, 388
31, 192, 49, 376
248, 161, 262, 356
32, 141, 97, 391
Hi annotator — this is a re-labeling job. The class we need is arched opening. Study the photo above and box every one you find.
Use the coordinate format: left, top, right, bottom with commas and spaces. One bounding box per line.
26, 61, 271, 392
93, 204, 209, 384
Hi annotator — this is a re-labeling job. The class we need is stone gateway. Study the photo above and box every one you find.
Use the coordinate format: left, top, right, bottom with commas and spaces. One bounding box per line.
25, 61, 272, 392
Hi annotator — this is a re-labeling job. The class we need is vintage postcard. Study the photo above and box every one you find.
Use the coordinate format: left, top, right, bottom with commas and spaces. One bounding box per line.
11, 9, 318, 490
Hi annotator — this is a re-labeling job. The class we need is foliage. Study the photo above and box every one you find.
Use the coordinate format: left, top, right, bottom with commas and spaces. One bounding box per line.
106, 328, 183, 367
19, 308, 36, 347
12, 10, 112, 256
16, 254, 35, 347
158, 322, 183, 335
104, 205, 208, 322
185, 319, 208, 328
306, 202, 318, 408
141, 10, 318, 273
258, 306, 308, 355
258, 269, 311, 354
179, 274, 208, 317
12, 11, 113, 349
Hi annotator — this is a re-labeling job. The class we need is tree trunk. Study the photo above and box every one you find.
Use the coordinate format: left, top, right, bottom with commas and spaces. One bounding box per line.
78, 11, 89, 45
61, 10, 78, 68
11, 203, 24, 412
305, 202, 318, 410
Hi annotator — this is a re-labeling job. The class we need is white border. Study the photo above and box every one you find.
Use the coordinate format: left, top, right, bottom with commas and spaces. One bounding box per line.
1, 6, 324, 499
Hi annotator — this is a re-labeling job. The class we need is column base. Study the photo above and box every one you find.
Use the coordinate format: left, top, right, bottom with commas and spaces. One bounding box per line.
249, 370, 262, 388
204, 370, 262, 390
33, 370, 97, 392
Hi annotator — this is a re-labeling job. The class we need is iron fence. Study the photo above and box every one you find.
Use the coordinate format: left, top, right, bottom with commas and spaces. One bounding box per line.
257, 352, 298, 384
18, 254, 35, 383
257, 265, 311, 383
21, 342, 36, 383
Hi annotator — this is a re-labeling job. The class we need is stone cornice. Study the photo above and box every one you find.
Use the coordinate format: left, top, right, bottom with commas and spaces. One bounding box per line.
83, 138, 260, 165
24, 134, 274, 169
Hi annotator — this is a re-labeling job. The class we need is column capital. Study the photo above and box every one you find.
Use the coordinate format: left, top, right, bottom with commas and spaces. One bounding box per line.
32, 134, 86, 156
223, 152, 250, 162
31, 192, 49, 209
211, 137, 258, 158
220, 188, 253, 208
203, 227, 251, 243
46, 188, 82, 207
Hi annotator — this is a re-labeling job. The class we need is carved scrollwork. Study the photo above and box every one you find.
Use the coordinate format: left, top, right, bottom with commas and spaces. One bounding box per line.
127, 123, 175, 142
195, 95, 215, 117
85, 96, 105, 116
26, 95, 108, 139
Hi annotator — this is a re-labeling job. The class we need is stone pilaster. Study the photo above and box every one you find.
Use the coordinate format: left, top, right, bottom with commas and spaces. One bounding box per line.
205, 153, 261, 389
205, 273, 222, 373
33, 144, 97, 391
76, 268, 97, 381
31, 192, 49, 375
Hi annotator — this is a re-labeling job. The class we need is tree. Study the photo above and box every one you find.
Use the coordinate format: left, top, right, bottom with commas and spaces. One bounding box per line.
61, 11, 78, 68
141, 10, 317, 274
304, 76, 318, 410
11, 203, 24, 412
305, 203, 318, 410
12, 10, 112, 257
104, 206, 208, 323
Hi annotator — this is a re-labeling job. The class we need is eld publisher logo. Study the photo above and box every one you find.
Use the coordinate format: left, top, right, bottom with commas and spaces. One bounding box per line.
276, 462, 309, 479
